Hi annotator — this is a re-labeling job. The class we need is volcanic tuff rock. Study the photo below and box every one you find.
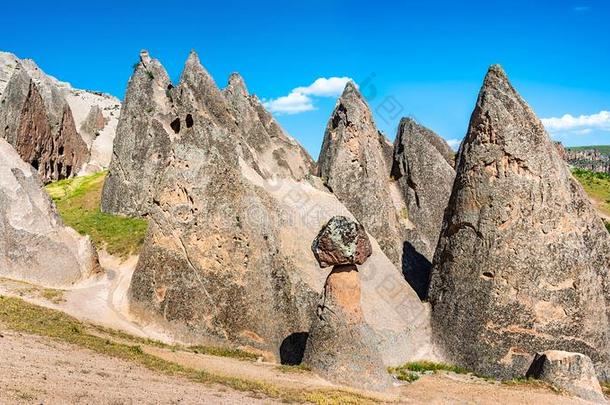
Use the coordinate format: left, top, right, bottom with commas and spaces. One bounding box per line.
304, 218, 391, 391
311, 216, 372, 268
526, 351, 605, 403
318, 82, 408, 270
100, 50, 174, 216
223, 73, 316, 180
0, 137, 101, 287
123, 51, 434, 364
0, 51, 120, 180
391, 118, 455, 299
428, 65, 610, 379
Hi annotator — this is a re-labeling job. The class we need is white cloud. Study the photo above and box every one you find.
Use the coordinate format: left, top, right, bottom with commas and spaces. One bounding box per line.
294, 77, 353, 97
262, 92, 314, 114
541, 111, 610, 134
263, 76, 354, 115
446, 138, 462, 150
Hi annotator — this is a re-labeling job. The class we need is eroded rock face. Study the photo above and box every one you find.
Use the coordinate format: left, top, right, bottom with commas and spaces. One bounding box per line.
428, 65, 610, 379
223, 73, 316, 180
526, 351, 605, 403
311, 216, 372, 268
0, 138, 101, 287
391, 118, 455, 299
125, 52, 434, 364
0, 52, 111, 182
318, 82, 408, 270
101, 50, 174, 216
79, 105, 106, 141
303, 265, 392, 391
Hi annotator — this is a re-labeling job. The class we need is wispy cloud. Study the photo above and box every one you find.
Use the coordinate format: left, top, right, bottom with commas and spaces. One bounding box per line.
446, 138, 462, 150
263, 77, 354, 114
573, 5, 591, 12
541, 111, 610, 134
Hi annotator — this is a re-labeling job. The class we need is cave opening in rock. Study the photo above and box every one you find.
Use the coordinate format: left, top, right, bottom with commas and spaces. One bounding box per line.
170, 118, 181, 133
186, 114, 194, 128
58, 146, 64, 156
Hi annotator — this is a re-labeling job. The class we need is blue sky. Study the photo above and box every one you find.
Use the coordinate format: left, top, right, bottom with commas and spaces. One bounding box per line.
2, 0, 609, 158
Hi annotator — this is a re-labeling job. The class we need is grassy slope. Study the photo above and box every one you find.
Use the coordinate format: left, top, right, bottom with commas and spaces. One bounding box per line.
566, 145, 610, 154
45, 172, 147, 257
0, 295, 375, 405
571, 168, 610, 229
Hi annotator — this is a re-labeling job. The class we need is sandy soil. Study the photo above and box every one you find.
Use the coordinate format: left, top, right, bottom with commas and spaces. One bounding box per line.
0, 329, 275, 405
0, 252, 603, 404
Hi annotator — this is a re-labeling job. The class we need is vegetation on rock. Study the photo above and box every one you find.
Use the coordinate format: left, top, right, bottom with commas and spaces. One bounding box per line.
45, 171, 148, 257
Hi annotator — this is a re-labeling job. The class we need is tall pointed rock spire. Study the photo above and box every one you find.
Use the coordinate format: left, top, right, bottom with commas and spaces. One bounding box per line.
317, 82, 408, 269
428, 65, 610, 379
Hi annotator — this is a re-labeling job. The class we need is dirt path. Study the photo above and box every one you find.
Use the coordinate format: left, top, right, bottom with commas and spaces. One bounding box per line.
0, 254, 603, 404
0, 329, 276, 405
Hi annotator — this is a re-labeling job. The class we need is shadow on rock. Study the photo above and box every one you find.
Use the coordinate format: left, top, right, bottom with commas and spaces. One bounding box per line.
402, 241, 432, 300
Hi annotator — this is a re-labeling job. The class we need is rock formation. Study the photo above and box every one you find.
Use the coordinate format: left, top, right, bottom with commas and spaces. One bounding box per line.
223, 73, 316, 180
428, 65, 610, 379
303, 216, 391, 391
0, 51, 120, 179
391, 118, 455, 299
100, 50, 174, 216
526, 351, 605, 403
311, 216, 372, 267
318, 82, 408, 270
122, 51, 433, 364
0, 137, 101, 287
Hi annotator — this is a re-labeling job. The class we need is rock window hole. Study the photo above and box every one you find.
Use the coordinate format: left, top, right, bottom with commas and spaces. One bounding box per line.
170, 118, 181, 134
186, 114, 194, 128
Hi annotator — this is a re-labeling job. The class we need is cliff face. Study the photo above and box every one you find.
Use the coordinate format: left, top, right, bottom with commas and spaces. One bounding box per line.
428, 65, 610, 380
104, 51, 433, 365
0, 137, 101, 287
0, 51, 120, 181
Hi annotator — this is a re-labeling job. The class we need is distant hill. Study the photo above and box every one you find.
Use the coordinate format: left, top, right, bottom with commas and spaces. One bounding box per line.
566, 145, 610, 154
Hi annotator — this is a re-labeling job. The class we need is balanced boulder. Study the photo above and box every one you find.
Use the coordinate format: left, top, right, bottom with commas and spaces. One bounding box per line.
526, 351, 605, 403
428, 65, 610, 379
304, 217, 392, 391
311, 216, 372, 267
0, 137, 101, 286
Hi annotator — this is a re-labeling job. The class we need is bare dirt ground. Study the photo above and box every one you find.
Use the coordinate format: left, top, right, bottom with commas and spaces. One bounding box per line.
0, 252, 603, 404
0, 329, 276, 405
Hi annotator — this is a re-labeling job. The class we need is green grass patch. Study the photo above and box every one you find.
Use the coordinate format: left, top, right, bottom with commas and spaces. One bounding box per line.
388, 360, 470, 383
44, 171, 147, 257
0, 295, 376, 404
571, 168, 610, 220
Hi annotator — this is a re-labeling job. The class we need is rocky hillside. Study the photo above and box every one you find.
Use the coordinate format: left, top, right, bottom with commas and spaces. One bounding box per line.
555, 141, 610, 173
103, 50, 435, 366
0, 51, 120, 182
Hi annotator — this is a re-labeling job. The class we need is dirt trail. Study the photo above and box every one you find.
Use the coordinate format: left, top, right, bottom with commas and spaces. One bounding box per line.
0, 329, 275, 405
0, 253, 603, 404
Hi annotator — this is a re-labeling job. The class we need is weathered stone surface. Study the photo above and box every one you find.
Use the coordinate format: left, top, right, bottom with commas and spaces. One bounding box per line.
526, 351, 605, 403
7, 77, 89, 183
101, 50, 173, 216
0, 52, 115, 180
303, 264, 392, 391
428, 65, 610, 379
391, 118, 455, 299
318, 82, 408, 270
79, 105, 106, 141
124, 52, 434, 365
223, 73, 316, 180
311, 216, 372, 268
0, 137, 101, 287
